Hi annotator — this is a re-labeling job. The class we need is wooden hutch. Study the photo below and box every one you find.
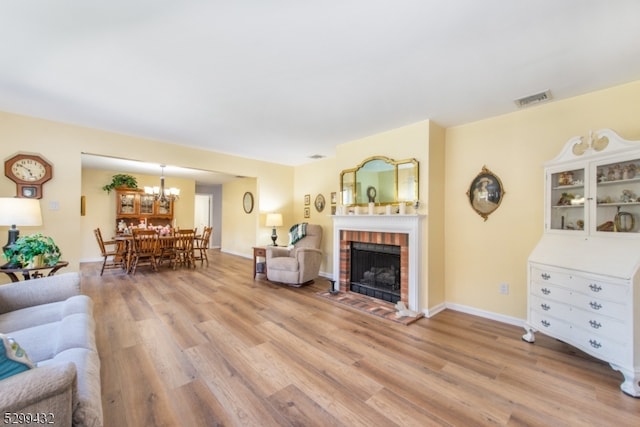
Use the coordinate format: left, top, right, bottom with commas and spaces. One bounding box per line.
115, 188, 174, 230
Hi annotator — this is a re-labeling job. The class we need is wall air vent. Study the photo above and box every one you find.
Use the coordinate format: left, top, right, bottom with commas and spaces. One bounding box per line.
514, 89, 552, 108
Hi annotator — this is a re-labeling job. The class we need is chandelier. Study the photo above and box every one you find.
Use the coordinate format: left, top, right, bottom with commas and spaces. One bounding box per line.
144, 165, 180, 202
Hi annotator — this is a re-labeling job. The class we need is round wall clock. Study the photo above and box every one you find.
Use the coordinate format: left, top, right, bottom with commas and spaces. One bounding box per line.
4, 153, 53, 199
243, 191, 254, 214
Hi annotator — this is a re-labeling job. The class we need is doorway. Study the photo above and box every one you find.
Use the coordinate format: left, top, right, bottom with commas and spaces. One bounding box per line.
194, 194, 212, 247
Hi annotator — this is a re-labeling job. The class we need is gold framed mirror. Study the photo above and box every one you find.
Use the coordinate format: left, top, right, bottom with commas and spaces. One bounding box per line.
340, 156, 419, 206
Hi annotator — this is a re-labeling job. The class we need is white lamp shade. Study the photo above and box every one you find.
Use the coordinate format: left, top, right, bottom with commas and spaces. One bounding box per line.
265, 213, 283, 227
0, 198, 43, 226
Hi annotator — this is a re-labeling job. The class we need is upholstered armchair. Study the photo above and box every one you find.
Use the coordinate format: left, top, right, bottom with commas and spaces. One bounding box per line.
266, 223, 323, 286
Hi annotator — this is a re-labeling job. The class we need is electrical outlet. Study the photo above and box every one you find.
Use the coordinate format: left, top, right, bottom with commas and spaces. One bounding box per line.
499, 283, 509, 295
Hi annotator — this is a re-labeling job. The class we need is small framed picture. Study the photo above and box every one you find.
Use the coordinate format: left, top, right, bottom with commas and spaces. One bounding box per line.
304, 207, 310, 218
304, 194, 310, 205
331, 192, 337, 204
314, 194, 325, 212
331, 205, 336, 215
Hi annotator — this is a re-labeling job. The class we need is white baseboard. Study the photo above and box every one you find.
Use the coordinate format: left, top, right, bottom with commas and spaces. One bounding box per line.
443, 302, 525, 328
221, 249, 251, 259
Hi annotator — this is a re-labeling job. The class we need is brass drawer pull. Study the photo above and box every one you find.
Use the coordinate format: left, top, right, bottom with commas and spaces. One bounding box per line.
589, 320, 602, 329
589, 283, 602, 293
589, 339, 602, 349
589, 301, 603, 310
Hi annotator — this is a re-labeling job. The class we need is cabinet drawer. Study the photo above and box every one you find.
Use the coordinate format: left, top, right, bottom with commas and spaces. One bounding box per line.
530, 267, 571, 288
572, 276, 629, 303
531, 281, 572, 303
571, 308, 627, 343
571, 293, 627, 321
572, 327, 626, 365
530, 311, 570, 338
530, 295, 570, 318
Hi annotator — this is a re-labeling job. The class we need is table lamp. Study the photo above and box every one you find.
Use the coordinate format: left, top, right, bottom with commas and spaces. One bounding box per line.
265, 213, 283, 246
0, 197, 43, 258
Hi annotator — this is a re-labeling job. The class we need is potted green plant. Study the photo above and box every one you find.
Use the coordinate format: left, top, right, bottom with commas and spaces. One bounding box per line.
2, 233, 61, 268
102, 174, 138, 194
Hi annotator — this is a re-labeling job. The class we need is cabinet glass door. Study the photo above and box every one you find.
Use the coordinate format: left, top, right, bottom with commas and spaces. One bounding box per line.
139, 194, 155, 215
118, 193, 136, 215
549, 168, 585, 231
595, 158, 640, 233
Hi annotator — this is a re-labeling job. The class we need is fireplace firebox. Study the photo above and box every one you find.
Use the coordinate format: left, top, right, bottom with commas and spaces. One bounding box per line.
350, 242, 401, 303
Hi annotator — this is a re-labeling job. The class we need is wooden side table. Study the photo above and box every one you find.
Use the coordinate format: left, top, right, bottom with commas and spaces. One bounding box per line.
252, 246, 267, 278
0, 261, 69, 283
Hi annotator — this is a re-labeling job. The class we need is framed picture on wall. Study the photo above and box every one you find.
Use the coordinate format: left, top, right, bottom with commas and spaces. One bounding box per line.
466, 165, 505, 221
304, 194, 310, 205
331, 192, 337, 204
314, 194, 325, 212
304, 207, 310, 218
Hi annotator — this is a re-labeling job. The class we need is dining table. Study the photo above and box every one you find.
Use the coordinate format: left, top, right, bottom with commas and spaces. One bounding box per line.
114, 232, 197, 273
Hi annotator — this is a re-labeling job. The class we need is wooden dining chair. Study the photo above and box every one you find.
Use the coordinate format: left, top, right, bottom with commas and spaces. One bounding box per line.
193, 226, 212, 266
130, 229, 159, 275
171, 229, 196, 269
156, 231, 176, 267
93, 228, 125, 275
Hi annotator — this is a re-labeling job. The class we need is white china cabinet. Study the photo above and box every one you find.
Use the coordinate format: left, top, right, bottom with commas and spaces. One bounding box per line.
525, 128, 640, 397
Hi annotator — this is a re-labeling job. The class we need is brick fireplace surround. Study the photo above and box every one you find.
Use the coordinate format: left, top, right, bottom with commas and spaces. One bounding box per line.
339, 230, 408, 303
332, 214, 423, 313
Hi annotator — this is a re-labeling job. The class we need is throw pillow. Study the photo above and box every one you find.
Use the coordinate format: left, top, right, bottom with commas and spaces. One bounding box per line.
288, 222, 308, 246
0, 333, 35, 380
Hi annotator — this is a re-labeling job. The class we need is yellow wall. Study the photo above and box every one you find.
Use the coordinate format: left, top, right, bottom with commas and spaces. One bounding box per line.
427, 123, 446, 308
444, 80, 640, 319
221, 178, 258, 257
293, 156, 337, 275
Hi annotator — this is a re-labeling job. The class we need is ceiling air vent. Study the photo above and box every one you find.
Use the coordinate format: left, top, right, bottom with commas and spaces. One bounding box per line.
514, 89, 552, 108
308, 154, 325, 159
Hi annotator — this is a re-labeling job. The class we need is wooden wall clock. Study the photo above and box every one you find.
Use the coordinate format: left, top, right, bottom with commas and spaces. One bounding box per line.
4, 153, 53, 199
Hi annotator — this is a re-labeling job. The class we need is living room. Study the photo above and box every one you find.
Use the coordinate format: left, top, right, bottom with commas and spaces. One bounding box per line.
2, 2, 640, 424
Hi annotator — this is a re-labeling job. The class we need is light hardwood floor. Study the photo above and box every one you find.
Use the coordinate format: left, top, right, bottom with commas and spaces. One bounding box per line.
81, 250, 640, 426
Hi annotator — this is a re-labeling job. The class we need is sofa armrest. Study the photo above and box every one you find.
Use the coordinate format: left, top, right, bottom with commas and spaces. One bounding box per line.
266, 246, 292, 260
0, 272, 81, 314
0, 363, 76, 426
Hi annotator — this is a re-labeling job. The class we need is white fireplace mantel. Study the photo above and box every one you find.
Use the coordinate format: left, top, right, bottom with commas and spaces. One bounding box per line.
332, 214, 424, 312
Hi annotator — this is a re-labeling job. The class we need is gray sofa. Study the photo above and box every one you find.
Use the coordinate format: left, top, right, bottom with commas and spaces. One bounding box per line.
0, 272, 102, 427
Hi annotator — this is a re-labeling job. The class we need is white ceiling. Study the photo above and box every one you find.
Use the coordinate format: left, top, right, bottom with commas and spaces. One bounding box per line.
3, 1, 640, 178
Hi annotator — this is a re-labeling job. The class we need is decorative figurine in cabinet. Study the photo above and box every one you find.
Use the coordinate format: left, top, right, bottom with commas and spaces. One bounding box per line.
527, 128, 640, 397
